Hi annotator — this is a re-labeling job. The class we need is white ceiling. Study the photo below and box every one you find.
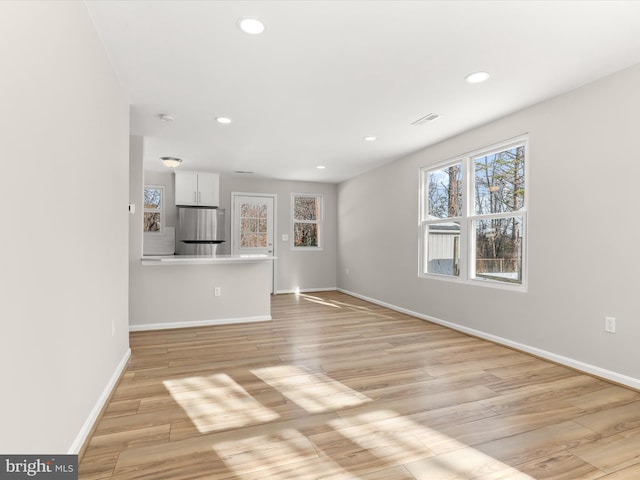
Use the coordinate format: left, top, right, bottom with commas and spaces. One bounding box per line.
86, 1, 640, 183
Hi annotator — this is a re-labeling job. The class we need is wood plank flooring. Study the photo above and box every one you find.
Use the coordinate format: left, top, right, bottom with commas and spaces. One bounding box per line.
79, 291, 640, 479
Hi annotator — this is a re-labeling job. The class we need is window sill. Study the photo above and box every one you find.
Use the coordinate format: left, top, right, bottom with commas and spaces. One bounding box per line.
419, 273, 527, 293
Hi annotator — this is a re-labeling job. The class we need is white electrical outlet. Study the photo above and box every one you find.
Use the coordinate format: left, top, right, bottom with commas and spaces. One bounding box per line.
605, 316, 616, 333
214, 287, 222, 297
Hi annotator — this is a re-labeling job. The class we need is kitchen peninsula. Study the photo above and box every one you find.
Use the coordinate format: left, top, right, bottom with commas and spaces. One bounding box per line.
130, 254, 275, 331
141, 254, 275, 265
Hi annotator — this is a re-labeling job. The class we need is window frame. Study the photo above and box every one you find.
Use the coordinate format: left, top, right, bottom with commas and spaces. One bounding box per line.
419, 136, 528, 291
291, 193, 324, 250
143, 185, 165, 234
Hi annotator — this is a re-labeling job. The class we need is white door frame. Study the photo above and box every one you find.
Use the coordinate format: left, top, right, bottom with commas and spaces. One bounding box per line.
231, 192, 277, 294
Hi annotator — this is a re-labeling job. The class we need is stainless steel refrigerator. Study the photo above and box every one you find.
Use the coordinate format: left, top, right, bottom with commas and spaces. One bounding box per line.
176, 207, 227, 255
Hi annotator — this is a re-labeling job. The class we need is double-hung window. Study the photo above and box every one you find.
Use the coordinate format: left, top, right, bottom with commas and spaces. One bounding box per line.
143, 185, 164, 233
420, 136, 528, 289
292, 193, 323, 249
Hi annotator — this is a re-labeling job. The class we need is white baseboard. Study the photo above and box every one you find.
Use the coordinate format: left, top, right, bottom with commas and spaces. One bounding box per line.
129, 315, 272, 332
69, 348, 131, 454
275, 287, 337, 295
338, 288, 640, 391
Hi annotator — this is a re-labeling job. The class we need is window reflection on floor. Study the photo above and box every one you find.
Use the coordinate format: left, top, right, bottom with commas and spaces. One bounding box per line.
163, 374, 280, 433
252, 364, 371, 413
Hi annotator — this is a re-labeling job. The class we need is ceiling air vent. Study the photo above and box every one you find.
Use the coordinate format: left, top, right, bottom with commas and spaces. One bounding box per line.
411, 113, 441, 126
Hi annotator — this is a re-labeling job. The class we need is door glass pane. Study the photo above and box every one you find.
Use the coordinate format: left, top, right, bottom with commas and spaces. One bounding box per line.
426, 222, 460, 276
241, 233, 267, 248
256, 233, 267, 247
240, 202, 268, 248
245, 218, 257, 233
474, 145, 525, 215
474, 216, 523, 283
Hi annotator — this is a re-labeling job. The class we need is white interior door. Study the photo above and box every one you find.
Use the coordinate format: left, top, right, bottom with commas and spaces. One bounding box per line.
232, 193, 276, 293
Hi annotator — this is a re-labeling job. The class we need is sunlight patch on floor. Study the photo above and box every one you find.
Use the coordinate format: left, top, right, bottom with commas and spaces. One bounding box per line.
163, 374, 279, 433
206, 407, 535, 480
404, 445, 536, 480
324, 410, 535, 480
209, 427, 319, 477
300, 294, 342, 308
251, 364, 371, 413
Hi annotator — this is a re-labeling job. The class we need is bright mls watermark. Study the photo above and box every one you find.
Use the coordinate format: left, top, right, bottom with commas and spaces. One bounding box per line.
0, 455, 77, 479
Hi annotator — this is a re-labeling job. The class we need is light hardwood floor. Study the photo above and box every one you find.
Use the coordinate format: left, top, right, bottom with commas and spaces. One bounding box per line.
80, 291, 640, 479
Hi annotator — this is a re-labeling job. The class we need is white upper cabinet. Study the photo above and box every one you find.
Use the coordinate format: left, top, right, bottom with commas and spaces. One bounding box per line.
174, 172, 220, 207
174, 172, 198, 205
196, 173, 219, 206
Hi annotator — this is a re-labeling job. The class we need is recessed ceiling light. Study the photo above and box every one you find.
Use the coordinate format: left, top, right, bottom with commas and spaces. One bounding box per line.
317, 165, 326, 169
158, 114, 174, 122
238, 17, 265, 35
465, 71, 491, 84
216, 117, 232, 124
364, 136, 377, 142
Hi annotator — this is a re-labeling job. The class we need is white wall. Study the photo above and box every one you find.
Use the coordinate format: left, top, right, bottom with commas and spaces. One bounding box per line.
220, 176, 338, 293
0, 2, 130, 453
338, 63, 640, 386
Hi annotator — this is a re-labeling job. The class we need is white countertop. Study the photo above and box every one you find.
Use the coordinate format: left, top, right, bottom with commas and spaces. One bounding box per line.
141, 254, 276, 265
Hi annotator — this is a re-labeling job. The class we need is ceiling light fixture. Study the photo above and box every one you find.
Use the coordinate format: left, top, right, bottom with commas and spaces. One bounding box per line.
216, 117, 232, 124
238, 17, 265, 35
465, 71, 491, 84
158, 113, 174, 122
160, 156, 182, 168
317, 165, 326, 169
364, 136, 377, 142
